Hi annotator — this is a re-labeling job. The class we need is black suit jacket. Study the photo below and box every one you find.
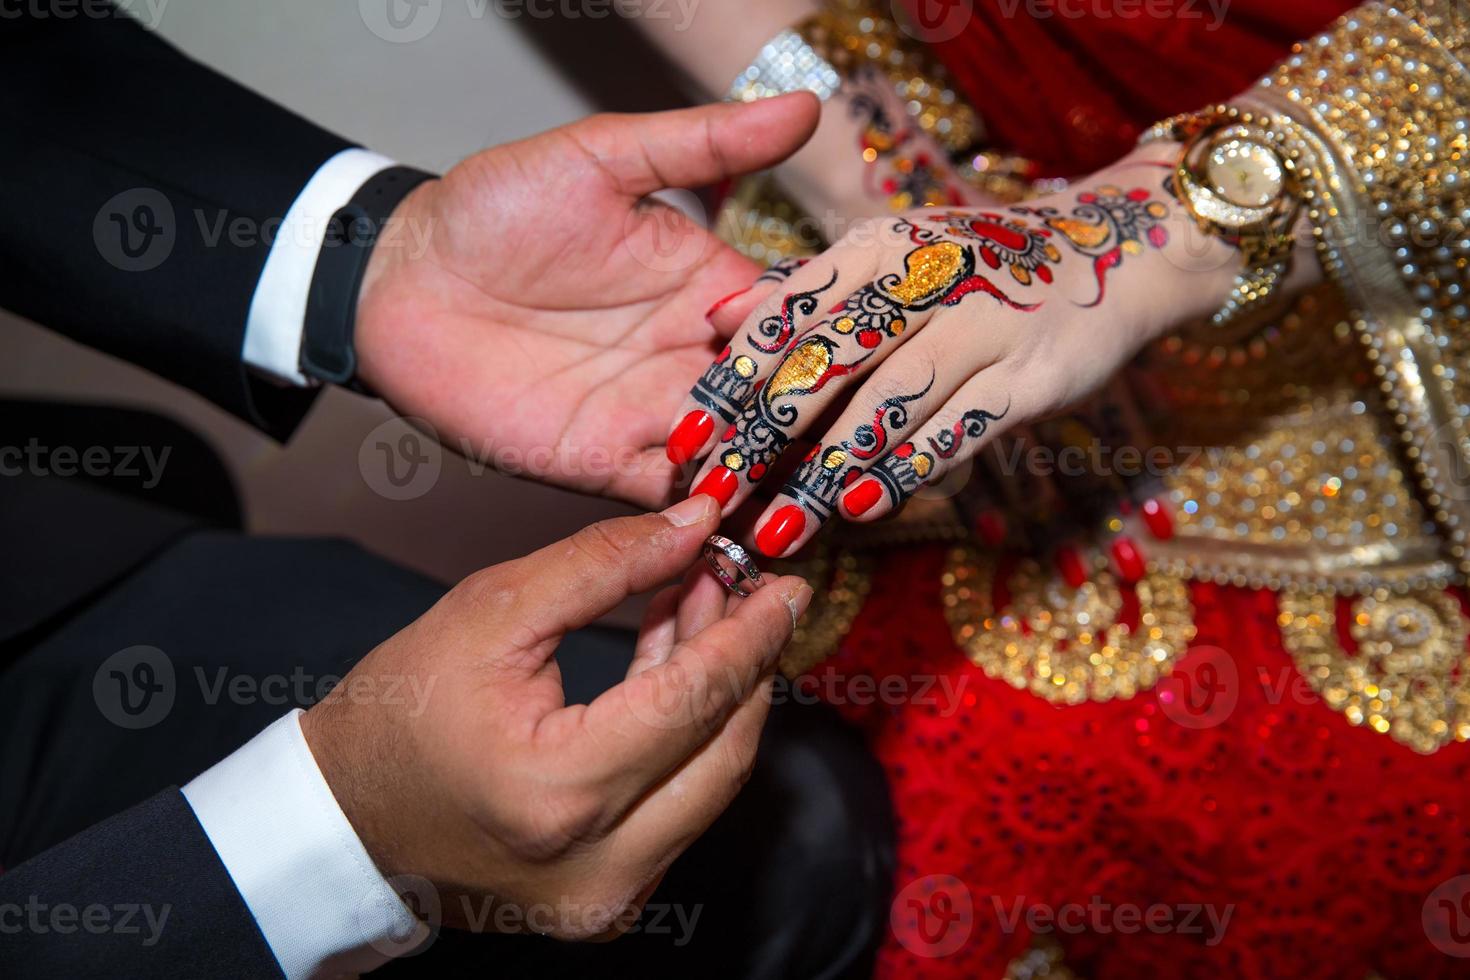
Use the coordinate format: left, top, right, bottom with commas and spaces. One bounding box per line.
1, 1, 348, 438
1, 7, 360, 977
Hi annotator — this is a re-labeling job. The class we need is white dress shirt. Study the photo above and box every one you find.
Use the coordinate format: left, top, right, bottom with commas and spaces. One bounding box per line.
184, 149, 427, 979
182, 712, 428, 978
241, 147, 399, 386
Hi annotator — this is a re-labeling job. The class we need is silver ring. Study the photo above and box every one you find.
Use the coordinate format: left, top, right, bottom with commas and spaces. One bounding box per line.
703, 535, 765, 598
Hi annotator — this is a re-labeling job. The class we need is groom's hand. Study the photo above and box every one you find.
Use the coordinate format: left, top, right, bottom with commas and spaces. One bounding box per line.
352, 94, 821, 508
300, 494, 811, 936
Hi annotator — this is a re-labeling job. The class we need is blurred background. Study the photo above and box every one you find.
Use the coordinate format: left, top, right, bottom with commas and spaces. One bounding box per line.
0, 1, 695, 605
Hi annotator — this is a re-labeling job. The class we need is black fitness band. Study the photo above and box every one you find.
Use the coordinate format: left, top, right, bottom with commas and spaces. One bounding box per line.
300, 165, 437, 387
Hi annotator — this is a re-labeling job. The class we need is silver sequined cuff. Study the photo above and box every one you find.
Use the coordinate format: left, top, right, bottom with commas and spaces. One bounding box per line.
727, 28, 842, 103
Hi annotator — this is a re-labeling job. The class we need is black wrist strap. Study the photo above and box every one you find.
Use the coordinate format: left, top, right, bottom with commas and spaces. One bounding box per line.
300, 165, 437, 388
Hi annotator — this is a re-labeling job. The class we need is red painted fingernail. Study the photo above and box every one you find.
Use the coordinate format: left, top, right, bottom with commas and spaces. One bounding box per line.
1111, 536, 1145, 583
843, 479, 884, 517
666, 410, 714, 464
1141, 498, 1175, 541
1055, 546, 1088, 589
706, 287, 750, 321
976, 509, 1007, 548
756, 505, 806, 557
691, 466, 740, 508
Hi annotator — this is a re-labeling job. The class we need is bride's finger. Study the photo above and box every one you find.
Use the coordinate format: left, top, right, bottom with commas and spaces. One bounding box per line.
680, 226, 993, 516
705, 257, 812, 337
742, 332, 979, 556
838, 367, 1019, 528
663, 256, 861, 468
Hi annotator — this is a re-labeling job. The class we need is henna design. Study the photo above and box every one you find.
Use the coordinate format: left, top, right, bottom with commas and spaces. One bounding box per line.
715, 399, 791, 483
850, 372, 935, 460
898, 219, 1041, 313
692, 344, 761, 424
869, 442, 936, 505
1014, 185, 1171, 307
781, 374, 937, 519
750, 269, 839, 354
719, 335, 875, 484
783, 444, 864, 521
826, 226, 987, 350
876, 155, 959, 211
924, 212, 1062, 287
756, 257, 810, 284
693, 267, 837, 424
848, 67, 962, 211
928, 403, 1011, 460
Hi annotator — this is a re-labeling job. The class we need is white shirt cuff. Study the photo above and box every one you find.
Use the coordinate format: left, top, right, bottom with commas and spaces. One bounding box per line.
243, 148, 399, 386
182, 710, 428, 979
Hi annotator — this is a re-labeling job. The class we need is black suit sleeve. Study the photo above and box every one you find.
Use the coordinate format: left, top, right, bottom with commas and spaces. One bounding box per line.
0, 4, 355, 438
0, 789, 284, 979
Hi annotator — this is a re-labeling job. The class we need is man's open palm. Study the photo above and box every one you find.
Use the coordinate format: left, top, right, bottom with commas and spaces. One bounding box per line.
354, 94, 820, 507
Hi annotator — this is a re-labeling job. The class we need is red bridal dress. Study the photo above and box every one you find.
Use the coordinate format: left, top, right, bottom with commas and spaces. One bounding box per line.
722, 1, 1470, 977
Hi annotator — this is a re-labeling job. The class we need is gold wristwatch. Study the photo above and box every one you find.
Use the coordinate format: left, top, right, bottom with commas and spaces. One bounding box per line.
1141, 106, 1304, 327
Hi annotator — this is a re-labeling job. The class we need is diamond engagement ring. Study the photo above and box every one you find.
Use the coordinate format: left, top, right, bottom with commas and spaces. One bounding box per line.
702, 535, 765, 598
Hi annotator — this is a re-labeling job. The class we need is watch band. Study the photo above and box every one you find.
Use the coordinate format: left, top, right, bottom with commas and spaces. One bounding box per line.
300, 165, 436, 387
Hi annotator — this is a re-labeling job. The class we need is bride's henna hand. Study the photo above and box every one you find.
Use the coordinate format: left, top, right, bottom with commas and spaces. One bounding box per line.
666, 145, 1261, 557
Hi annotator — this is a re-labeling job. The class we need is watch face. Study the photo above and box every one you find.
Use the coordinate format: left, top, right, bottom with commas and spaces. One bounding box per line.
1205, 137, 1285, 209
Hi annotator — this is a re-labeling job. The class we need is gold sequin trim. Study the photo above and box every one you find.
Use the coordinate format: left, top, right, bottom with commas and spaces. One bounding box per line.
774, 544, 875, 679
942, 546, 1196, 705
1278, 586, 1470, 753
1258, 1, 1470, 575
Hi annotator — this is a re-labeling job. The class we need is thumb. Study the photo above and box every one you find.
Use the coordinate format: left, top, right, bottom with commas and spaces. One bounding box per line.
573, 92, 820, 198
499, 496, 720, 658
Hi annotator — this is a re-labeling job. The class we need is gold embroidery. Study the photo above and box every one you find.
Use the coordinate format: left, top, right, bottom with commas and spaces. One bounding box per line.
1138, 287, 1455, 592
774, 545, 875, 679
1005, 939, 1078, 980
1278, 587, 1470, 753
941, 547, 1196, 705
1260, 1, 1470, 575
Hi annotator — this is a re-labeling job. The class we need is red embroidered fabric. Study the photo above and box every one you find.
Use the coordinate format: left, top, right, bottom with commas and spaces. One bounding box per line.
811, 6, 1470, 974
826, 548, 1470, 976
900, 0, 1359, 176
